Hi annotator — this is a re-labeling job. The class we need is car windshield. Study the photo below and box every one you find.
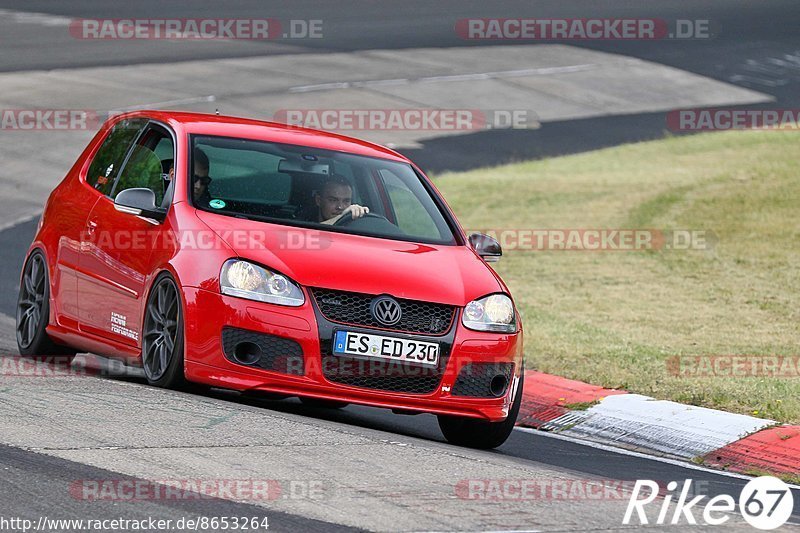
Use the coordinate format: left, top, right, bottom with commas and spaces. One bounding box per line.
190, 135, 456, 245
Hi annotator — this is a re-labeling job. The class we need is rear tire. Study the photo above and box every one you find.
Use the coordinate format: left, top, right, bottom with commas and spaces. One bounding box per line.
141, 273, 185, 388
16, 250, 76, 360
438, 372, 524, 449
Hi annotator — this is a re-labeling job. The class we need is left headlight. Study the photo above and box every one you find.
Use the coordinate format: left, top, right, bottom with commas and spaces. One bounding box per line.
462, 293, 516, 333
220, 259, 305, 307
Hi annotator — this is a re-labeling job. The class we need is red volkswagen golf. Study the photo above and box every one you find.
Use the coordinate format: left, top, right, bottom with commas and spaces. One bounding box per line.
16, 111, 524, 448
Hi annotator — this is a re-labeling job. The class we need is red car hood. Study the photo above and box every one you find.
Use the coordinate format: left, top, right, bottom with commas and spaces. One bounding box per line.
195, 210, 502, 306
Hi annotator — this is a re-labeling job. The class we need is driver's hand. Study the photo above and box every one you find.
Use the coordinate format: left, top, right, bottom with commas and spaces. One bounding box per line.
344, 204, 369, 219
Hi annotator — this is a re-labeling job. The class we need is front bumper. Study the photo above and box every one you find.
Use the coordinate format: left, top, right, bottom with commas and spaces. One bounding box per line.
182, 287, 524, 422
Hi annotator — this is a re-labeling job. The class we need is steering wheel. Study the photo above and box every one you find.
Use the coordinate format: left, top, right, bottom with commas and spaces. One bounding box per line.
333, 211, 391, 226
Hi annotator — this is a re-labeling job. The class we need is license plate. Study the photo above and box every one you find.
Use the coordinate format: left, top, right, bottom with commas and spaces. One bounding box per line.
332, 330, 439, 367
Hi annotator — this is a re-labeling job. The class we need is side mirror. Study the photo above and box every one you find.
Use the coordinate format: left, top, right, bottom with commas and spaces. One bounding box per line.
114, 188, 166, 222
469, 233, 502, 262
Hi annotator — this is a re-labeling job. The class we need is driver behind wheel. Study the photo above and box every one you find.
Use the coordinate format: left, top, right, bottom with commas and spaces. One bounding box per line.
309, 174, 369, 225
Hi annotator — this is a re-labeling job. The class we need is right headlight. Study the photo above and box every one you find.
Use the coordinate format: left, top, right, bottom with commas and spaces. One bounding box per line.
462, 293, 517, 333
220, 259, 305, 307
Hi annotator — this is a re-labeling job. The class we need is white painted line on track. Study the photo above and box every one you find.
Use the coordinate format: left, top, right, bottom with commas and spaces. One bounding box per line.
418, 64, 597, 83
289, 64, 598, 93
0, 211, 40, 234
422, 530, 541, 533
0, 8, 72, 27
514, 426, 800, 491
422, 530, 542, 533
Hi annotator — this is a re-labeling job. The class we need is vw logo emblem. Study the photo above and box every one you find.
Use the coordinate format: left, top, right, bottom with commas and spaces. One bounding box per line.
370, 296, 402, 326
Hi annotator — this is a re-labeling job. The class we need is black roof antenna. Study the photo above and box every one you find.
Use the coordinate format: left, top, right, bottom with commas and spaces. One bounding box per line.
215, 108, 220, 116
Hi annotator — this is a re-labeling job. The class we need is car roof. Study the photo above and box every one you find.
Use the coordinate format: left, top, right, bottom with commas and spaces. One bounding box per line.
118, 110, 410, 163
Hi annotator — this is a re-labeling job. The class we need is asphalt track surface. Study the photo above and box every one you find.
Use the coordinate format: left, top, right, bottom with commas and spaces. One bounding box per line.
1, 1, 799, 530
0, 0, 797, 82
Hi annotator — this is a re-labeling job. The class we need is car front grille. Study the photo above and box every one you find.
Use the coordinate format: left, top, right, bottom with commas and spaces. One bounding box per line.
311, 288, 455, 335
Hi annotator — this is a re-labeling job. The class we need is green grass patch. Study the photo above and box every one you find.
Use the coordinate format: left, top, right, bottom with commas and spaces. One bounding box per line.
433, 130, 800, 423
562, 400, 600, 411
743, 469, 800, 485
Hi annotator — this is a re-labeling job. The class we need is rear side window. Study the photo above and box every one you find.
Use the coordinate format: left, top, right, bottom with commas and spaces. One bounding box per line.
86, 118, 147, 196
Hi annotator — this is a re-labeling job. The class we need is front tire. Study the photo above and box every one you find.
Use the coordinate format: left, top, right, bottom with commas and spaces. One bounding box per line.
16, 250, 76, 359
438, 372, 524, 449
141, 273, 185, 388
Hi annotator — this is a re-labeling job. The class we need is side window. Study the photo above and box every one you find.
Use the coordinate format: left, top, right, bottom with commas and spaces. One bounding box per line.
112, 126, 175, 207
86, 118, 147, 196
113, 146, 164, 204
154, 137, 173, 161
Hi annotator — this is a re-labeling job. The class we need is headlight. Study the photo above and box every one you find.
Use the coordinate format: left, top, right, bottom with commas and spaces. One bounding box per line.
220, 259, 305, 307
462, 294, 516, 333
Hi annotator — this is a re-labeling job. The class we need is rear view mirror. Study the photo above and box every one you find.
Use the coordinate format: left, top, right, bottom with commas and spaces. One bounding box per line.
469, 233, 502, 262
278, 158, 330, 175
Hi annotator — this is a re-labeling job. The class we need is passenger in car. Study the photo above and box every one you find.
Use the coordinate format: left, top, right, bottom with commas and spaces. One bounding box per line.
298, 174, 369, 224
192, 148, 213, 207
165, 149, 213, 207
